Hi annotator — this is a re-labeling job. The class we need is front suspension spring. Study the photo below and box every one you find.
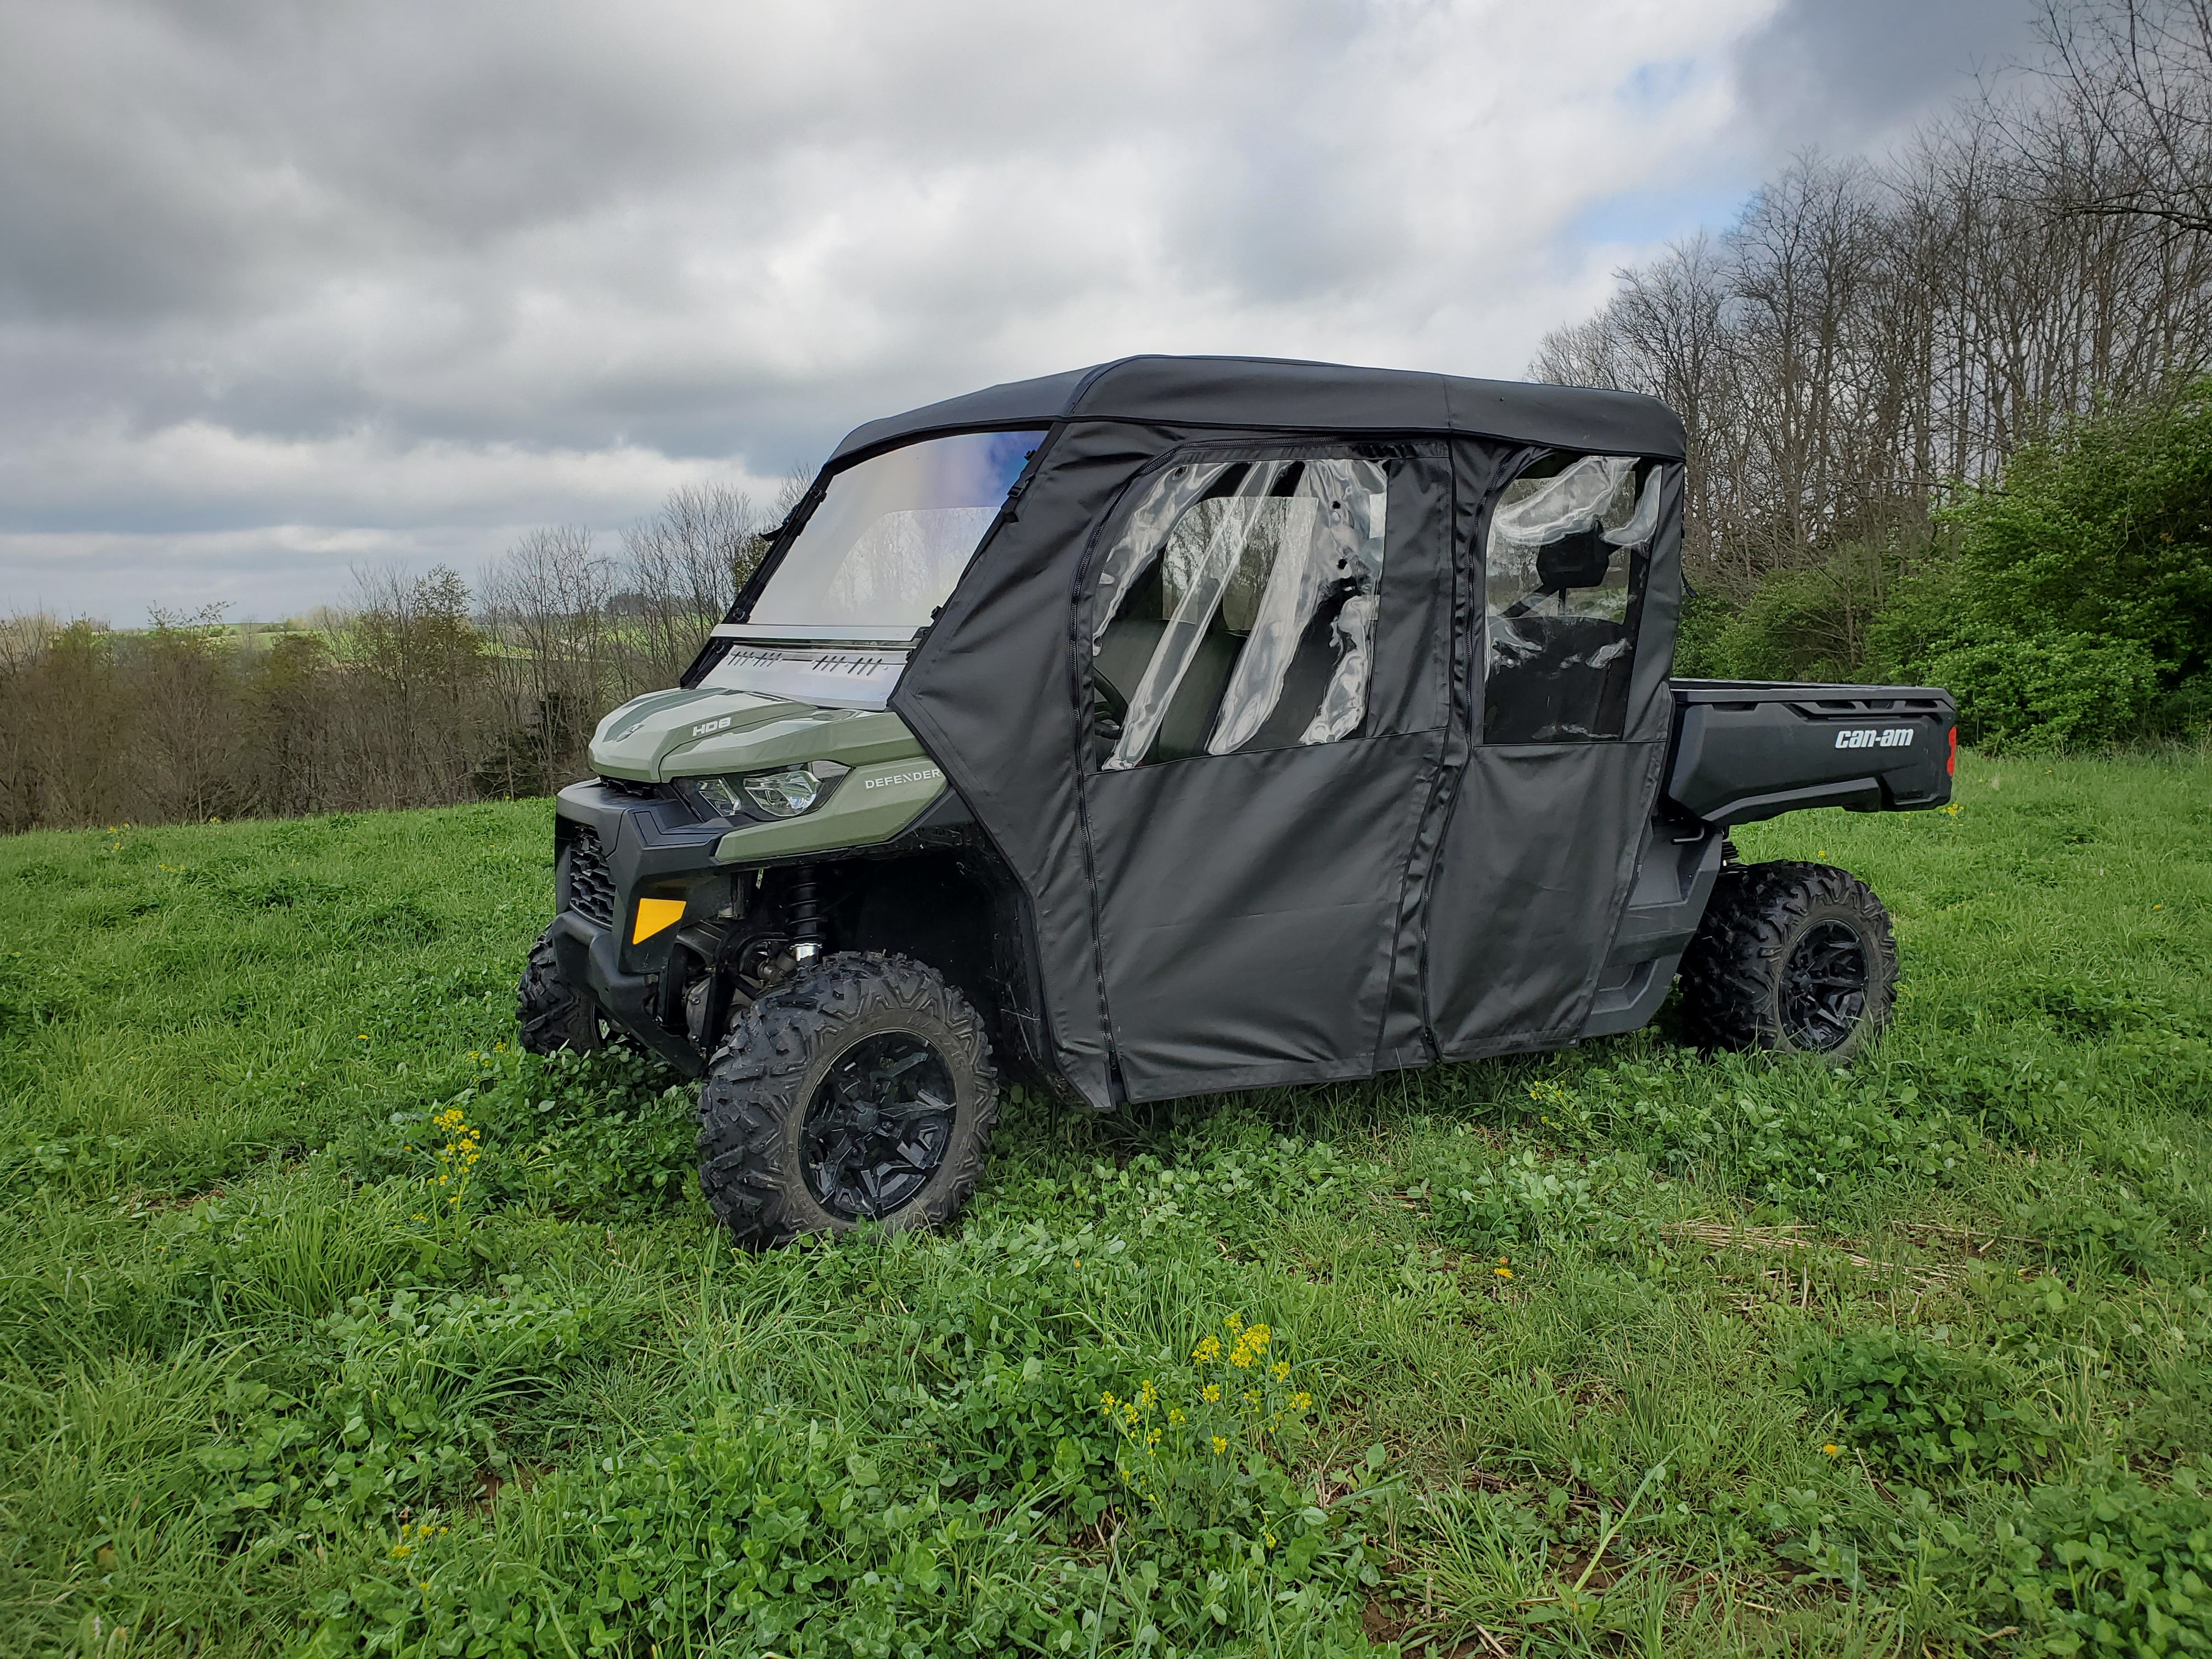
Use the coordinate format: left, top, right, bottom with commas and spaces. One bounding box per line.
788, 867, 825, 956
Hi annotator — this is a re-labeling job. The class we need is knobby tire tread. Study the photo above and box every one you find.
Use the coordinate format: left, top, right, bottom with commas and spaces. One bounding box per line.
1677, 860, 1897, 1058
697, 951, 998, 1250
517, 926, 599, 1056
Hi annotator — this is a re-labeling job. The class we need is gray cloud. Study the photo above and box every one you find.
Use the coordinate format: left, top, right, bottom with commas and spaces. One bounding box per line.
1728, 0, 2045, 161
0, 0, 2043, 620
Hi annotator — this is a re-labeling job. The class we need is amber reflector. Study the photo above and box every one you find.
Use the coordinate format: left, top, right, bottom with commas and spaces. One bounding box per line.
631, 897, 686, 944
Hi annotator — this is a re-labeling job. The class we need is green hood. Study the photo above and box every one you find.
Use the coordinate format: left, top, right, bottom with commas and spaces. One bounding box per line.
589, 686, 928, 782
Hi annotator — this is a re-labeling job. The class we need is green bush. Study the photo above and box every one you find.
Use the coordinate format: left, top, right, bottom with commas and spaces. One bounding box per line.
1904, 384, 2212, 748
1703, 546, 1897, 685
1672, 580, 1735, 678
1922, 632, 2164, 751
1699, 382, 2212, 751
1939, 388, 2212, 674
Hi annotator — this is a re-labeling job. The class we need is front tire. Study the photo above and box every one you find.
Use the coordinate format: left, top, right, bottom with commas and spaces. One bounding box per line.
1677, 861, 1897, 1060
697, 952, 998, 1249
517, 925, 603, 1055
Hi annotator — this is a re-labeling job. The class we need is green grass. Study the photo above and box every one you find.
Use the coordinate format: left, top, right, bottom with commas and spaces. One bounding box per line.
2, 751, 2210, 1657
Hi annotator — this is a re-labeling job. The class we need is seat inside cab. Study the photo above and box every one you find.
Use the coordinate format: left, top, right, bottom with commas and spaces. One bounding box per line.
1092, 542, 1352, 764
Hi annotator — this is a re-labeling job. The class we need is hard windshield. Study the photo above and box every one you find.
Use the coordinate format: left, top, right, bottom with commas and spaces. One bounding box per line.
747, 429, 1046, 635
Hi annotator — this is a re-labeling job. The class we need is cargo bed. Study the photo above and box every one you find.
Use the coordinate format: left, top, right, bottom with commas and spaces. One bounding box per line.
1664, 679, 1957, 827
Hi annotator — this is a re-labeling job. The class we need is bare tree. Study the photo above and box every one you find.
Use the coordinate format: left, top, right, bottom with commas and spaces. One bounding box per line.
1536, 1, 2212, 658
133, 603, 250, 822
772, 464, 816, 526
618, 483, 758, 687
2028, 0, 2212, 237
475, 528, 613, 794
341, 565, 489, 808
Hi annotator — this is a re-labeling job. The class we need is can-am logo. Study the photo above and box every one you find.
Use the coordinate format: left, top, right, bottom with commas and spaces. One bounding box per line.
689, 716, 734, 738
866, 767, 942, 789
1835, 727, 1916, 749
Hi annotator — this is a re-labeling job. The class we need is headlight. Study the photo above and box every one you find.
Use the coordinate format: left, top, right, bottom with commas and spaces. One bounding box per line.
742, 765, 823, 818
679, 762, 849, 822
685, 775, 746, 817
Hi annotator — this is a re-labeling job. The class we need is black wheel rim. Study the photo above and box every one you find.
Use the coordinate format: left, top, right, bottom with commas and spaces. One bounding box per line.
800, 1031, 957, 1219
1780, 919, 1869, 1051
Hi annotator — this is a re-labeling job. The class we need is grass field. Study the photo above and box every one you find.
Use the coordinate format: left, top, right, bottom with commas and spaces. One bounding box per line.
3, 749, 2210, 1657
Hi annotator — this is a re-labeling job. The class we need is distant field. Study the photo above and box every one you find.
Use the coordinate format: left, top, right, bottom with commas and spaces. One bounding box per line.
3, 750, 2209, 1657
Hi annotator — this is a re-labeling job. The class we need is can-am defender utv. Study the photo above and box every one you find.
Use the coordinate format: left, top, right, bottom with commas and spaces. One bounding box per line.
523, 356, 1956, 1248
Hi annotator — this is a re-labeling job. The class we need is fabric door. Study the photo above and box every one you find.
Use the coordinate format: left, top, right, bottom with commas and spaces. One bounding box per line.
1077, 443, 1451, 1100
1424, 449, 1685, 1057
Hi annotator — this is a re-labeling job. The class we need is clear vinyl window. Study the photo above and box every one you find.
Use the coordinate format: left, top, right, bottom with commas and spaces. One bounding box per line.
1091, 455, 1388, 770
1483, 454, 1660, 743
747, 429, 1045, 636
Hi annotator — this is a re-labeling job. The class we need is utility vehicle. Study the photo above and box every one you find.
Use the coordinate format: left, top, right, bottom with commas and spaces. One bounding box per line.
521, 356, 1957, 1247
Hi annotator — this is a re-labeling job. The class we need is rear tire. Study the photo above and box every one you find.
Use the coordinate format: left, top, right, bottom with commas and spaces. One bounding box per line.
1677, 861, 1897, 1060
517, 925, 603, 1055
697, 952, 998, 1249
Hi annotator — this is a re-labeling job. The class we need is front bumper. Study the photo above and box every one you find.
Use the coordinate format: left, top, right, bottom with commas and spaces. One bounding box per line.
551, 779, 734, 1074
544, 763, 970, 1076
546, 907, 702, 1072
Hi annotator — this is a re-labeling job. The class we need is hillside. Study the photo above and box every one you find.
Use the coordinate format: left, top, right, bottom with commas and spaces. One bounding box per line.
3, 751, 2210, 1656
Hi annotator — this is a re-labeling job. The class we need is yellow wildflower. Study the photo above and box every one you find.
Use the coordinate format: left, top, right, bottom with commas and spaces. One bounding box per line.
1211, 1436, 1228, 1456
1494, 1266, 1513, 1279
1203, 1384, 1221, 1403
1822, 1442, 1842, 1458
1272, 1361, 1290, 1380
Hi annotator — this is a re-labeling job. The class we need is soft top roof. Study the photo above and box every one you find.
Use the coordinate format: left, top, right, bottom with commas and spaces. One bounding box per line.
828, 354, 1685, 465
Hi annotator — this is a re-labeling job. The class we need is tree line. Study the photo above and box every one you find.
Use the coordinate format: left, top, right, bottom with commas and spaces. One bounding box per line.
5, 1, 2208, 831
0, 482, 788, 834
1538, 0, 2212, 746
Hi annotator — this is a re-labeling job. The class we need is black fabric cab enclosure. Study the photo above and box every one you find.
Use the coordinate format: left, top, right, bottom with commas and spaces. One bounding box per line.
838, 356, 1689, 1109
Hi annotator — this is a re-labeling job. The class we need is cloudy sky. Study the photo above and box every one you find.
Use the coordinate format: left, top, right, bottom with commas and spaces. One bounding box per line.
0, 0, 2040, 622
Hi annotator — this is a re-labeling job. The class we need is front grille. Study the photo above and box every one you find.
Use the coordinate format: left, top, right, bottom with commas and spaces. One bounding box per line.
596, 775, 662, 800
566, 827, 616, 927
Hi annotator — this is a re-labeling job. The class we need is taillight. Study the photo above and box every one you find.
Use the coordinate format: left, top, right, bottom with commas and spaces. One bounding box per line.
1946, 726, 1957, 777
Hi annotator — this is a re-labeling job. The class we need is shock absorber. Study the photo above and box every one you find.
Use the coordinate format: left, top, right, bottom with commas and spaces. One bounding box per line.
787, 866, 825, 965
